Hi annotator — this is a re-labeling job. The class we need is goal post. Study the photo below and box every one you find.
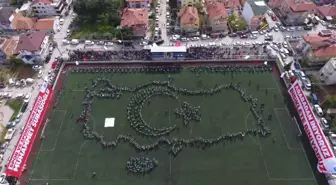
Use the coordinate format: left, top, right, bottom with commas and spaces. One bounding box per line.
40, 118, 50, 139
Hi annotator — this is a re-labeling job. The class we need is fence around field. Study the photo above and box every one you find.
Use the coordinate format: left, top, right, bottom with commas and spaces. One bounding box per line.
20, 59, 326, 185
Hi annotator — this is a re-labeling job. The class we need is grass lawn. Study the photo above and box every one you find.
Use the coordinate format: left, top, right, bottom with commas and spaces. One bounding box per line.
27, 64, 317, 185
6, 99, 23, 121
71, 22, 102, 39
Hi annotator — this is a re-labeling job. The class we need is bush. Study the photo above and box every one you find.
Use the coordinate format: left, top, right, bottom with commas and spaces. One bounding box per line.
322, 95, 336, 108
330, 118, 336, 127
298, 59, 307, 67
10, 0, 16, 5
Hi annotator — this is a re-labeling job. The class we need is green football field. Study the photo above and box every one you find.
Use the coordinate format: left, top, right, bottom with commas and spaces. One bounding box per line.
27, 64, 318, 185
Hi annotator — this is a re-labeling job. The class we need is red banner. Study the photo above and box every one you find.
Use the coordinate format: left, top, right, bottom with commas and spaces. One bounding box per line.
5, 83, 52, 177
288, 81, 336, 173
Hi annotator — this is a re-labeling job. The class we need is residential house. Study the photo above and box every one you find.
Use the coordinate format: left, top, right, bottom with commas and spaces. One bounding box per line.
0, 36, 19, 63
180, 0, 202, 8
319, 58, 336, 85
10, 11, 37, 30
178, 6, 200, 33
120, 8, 148, 37
15, 31, 50, 64
0, 0, 10, 7
205, 1, 228, 33
19, 2, 33, 16
296, 32, 336, 66
0, 7, 15, 31
31, 0, 65, 17
204, 0, 241, 15
242, 0, 268, 30
314, 0, 335, 5
316, 6, 336, 21
268, 0, 316, 26
222, 0, 242, 14
126, 0, 150, 8
34, 17, 56, 33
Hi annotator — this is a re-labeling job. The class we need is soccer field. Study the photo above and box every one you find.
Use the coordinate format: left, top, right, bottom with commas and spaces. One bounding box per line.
27, 64, 318, 185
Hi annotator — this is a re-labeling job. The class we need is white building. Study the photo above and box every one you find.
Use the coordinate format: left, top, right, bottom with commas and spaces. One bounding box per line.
241, 0, 268, 31
31, 0, 65, 17
15, 31, 50, 64
20, 2, 33, 15
320, 58, 336, 85
0, 0, 10, 7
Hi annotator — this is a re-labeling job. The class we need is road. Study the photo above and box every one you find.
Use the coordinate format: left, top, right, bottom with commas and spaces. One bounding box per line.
0, 68, 51, 173
0, 11, 76, 175
158, 0, 169, 44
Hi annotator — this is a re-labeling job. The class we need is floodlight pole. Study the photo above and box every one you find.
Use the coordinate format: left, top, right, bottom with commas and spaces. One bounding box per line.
117, 26, 125, 49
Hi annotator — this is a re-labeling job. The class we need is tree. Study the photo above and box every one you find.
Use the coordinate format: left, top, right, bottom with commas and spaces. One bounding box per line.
115, 27, 133, 40
73, 0, 112, 20
228, 13, 247, 31
322, 95, 336, 108
106, 12, 121, 27
9, 56, 23, 66
228, 13, 237, 23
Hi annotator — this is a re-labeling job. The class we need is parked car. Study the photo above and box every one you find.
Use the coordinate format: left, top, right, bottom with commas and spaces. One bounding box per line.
59, 18, 64, 25
105, 42, 113, 46
294, 61, 301, 69
62, 39, 70, 45
250, 34, 258, 39
38, 70, 43, 78
97, 41, 105, 45
15, 81, 21, 87
302, 79, 311, 91
0, 142, 8, 154
3, 93, 12, 98
298, 71, 306, 80
21, 102, 28, 113
32, 65, 42, 70
15, 93, 24, 99
280, 53, 287, 59
15, 113, 23, 123
304, 26, 313, 30
313, 104, 324, 117
287, 27, 295, 32
240, 34, 248, 39
85, 40, 94, 45
0, 82, 5, 89
4, 128, 16, 140
71, 39, 80, 45
5, 122, 16, 128
228, 33, 238, 37
320, 117, 329, 129
24, 93, 31, 103
282, 41, 288, 48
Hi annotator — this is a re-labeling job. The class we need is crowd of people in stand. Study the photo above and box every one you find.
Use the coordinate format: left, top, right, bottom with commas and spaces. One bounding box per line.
68, 50, 152, 61
185, 46, 272, 60
66, 45, 274, 61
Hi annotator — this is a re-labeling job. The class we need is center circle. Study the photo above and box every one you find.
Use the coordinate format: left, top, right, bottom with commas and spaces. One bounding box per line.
142, 96, 178, 151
